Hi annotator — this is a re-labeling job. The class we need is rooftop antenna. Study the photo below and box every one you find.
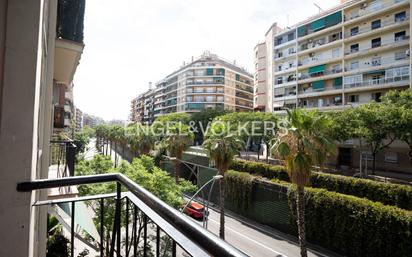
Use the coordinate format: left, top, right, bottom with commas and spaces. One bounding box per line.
314, 3, 323, 14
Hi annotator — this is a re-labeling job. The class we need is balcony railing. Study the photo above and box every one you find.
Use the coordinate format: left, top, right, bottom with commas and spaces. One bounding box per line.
344, 55, 409, 72
299, 33, 342, 51
344, 0, 407, 22
17, 174, 246, 257
344, 73, 410, 89
298, 68, 342, 80
345, 15, 409, 38
50, 140, 77, 177
299, 52, 341, 67
345, 36, 409, 55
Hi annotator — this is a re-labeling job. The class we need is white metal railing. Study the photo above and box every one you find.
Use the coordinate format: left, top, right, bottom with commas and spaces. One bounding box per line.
299, 51, 341, 66
344, 73, 410, 88
345, 0, 407, 22
299, 34, 342, 51
345, 55, 409, 72
345, 36, 409, 55
345, 15, 409, 38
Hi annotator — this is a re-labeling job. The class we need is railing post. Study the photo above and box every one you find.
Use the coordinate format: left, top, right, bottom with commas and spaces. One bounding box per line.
133, 205, 137, 257
172, 241, 176, 257
126, 198, 129, 257
71, 201, 75, 257
66, 142, 76, 176
116, 182, 121, 257
156, 226, 160, 257
100, 198, 104, 257
143, 214, 147, 257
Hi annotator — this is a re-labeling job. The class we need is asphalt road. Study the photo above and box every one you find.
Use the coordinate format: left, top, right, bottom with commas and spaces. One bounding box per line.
187, 205, 338, 257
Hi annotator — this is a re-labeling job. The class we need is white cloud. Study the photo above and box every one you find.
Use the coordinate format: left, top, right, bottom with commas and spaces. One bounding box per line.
73, 0, 340, 120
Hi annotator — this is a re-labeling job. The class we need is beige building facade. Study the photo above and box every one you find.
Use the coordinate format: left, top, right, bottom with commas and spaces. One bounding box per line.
130, 52, 254, 124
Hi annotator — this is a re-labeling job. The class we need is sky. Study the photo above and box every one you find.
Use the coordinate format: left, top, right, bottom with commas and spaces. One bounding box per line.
73, 0, 340, 121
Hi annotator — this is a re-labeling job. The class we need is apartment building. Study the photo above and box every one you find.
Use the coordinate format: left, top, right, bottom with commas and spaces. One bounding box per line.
75, 107, 83, 131
130, 51, 254, 124
255, 0, 411, 112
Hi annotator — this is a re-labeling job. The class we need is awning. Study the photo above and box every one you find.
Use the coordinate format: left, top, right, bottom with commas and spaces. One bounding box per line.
312, 80, 325, 91
311, 18, 325, 32
334, 77, 343, 88
309, 64, 326, 74
325, 11, 342, 27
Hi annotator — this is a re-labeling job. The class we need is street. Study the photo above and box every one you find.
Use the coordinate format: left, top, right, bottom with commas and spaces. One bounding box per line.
187, 204, 338, 257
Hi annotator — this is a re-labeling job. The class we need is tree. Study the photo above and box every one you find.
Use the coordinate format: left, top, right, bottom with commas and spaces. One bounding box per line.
382, 89, 412, 163
126, 123, 155, 157
354, 104, 397, 173
162, 123, 193, 183
203, 121, 243, 239
271, 109, 336, 257
190, 109, 228, 145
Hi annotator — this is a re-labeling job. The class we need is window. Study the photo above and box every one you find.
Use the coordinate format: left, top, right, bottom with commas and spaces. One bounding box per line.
348, 94, 359, 103
277, 77, 283, 84
350, 61, 359, 70
278, 65, 282, 71
385, 152, 398, 163
371, 19, 381, 30
395, 11, 406, 22
317, 98, 324, 107
350, 44, 359, 53
350, 27, 359, 36
333, 96, 342, 104
288, 47, 295, 54
372, 57, 381, 66
371, 38, 381, 48
276, 37, 283, 45
288, 33, 295, 41
395, 31, 406, 41
344, 74, 362, 87
395, 51, 407, 60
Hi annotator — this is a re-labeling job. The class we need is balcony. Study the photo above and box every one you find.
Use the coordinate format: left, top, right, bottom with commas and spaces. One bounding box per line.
345, 36, 409, 57
17, 174, 245, 257
344, 0, 408, 23
298, 51, 341, 68
344, 72, 410, 90
298, 67, 343, 80
344, 15, 409, 40
344, 55, 409, 74
54, 0, 85, 85
299, 32, 342, 52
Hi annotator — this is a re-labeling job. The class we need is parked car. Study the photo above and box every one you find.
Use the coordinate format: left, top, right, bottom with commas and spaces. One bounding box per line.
183, 201, 207, 219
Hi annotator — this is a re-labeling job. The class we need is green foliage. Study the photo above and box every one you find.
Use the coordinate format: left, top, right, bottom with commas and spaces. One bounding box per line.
162, 123, 194, 160
191, 109, 228, 143
225, 170, 255, 210
230, 159, 290, 181
288, 186, 412, 257
271, 109, 336, 186
74, 126, 94, 155
231, 159, 412, 210
47, 231, 69, 257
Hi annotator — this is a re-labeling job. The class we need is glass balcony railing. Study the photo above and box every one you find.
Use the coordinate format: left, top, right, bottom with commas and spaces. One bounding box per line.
344, 73, 409, 89
345, 15, 409, 38
344, 0, 407, 22
344, 55, 409, 72
345, 36, 409, 55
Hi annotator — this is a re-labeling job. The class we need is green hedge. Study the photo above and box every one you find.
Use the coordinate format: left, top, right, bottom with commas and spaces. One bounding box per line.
289, 187, 412, 257
231, 159, 412, 210
230, 159, 290, 181
224, 169, 412, 257
225, 170, 255, 210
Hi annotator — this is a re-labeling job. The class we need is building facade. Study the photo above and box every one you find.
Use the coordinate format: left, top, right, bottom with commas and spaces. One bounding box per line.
75, 107, 83, 131
255, 0, 411, 112
130, 52, 254, 124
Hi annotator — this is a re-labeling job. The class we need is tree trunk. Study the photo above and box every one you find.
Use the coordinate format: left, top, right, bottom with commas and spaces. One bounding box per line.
105, 139, 108, 156
174, 160, 179, 184
372, 152, 376, 175
266, 145, 269, 163
219, 171, 225, 239
296, 186, 307, 257
114, 142, 117, 167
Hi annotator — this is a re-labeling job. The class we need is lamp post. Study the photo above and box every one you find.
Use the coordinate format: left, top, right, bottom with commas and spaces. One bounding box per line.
182, 175, 223, 228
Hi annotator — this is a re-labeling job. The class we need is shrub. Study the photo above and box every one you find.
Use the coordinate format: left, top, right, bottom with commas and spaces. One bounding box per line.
231, 159, 412, 210
224, 170, 412, 257
230, 159, 289, 181
288, 186, 412, 257
225, 170, 255, 210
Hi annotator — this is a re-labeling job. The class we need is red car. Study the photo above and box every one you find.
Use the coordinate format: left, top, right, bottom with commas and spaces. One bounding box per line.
183, 201, 207, 219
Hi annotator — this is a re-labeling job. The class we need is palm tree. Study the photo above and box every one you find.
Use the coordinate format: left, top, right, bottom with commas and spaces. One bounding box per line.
126, 124, 155, 157
271, 109, 336, 257
203, 122, 243, 239
163, 123, 193, 183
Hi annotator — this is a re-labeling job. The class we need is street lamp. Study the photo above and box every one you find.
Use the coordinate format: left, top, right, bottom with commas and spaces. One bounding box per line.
181, 175, 223, 228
